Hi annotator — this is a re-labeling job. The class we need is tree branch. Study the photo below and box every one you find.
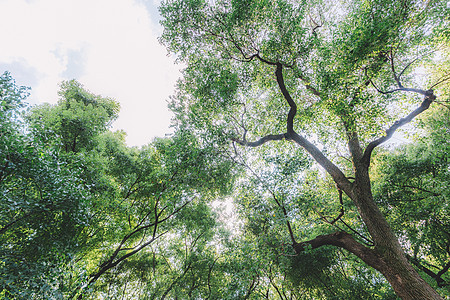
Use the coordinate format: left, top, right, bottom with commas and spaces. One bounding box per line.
275, 63, 296, 133
339, 219, 374, 246
407, 255, 450, 287
0, 210, 37, 234
232, 133, 286, 147
269, 191, 297, 245
293, 231, 384, 270
233, 63, 352, 194
362, 90, 436, 167
76, 198, 192, 299
274, 63, 353, 192
244, 277, 259, 300
268, 272, 284, 300
330, 188, 344, 225
429, 74, 450, 90
290, 132, 353, 192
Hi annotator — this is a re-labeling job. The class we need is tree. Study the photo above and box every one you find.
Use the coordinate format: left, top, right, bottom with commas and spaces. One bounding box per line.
27, 80, 120, 153
160, 0, 449, 298
0, 73, 92, 299
70, 129, 236, 299
0, 77, 131, 298
4, 77, 237, 299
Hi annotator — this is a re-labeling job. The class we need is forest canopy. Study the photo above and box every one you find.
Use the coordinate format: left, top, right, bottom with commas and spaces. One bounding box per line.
1, 0, 449, 299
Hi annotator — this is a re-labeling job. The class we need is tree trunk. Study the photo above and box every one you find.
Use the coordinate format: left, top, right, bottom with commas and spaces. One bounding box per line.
350, 164, 443, 300
293, 229, 443, 299
378, 252, 443, 300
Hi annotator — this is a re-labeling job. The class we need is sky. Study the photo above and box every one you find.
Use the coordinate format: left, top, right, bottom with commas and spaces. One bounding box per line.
0, 0, 182, 146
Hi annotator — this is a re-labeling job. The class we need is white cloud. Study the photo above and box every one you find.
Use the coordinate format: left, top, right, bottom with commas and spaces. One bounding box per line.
0, 0, 181, 146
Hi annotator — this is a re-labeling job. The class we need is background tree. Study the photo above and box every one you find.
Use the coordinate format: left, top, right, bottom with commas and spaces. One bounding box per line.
71, 130, 236, 299
1, 75, 240, 299
160, 0, 449, 298
0, 73, 92, 299
27, 80, 120, 153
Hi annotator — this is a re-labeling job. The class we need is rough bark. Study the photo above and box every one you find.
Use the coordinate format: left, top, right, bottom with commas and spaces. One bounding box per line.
293, 232, 443, 299
350, 166, 442, 300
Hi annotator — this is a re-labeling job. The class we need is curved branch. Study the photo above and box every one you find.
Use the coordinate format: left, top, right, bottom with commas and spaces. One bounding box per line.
275, 63, 296, 134
256, 55, 321, 96
293, 231, 385, 271
232, 133, 286, 147
362, 90, 435, 167
254, 53, 277, 66
233, 63, 352, 194
373, 86, 434, 96
368, 75, 433, 96
274, 63, 353, 192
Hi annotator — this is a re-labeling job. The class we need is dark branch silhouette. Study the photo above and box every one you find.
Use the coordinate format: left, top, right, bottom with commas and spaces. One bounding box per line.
362, 90, 435, 166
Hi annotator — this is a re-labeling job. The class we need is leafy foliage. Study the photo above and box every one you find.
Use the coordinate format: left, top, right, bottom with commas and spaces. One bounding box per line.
0, 73, 91, 299
1, 0, 449, 297
160, 0, 449, 298
27, 80, 119, 153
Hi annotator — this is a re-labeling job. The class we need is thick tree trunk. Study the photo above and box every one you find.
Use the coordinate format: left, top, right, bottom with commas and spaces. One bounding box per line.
350, 164, 443, 299
293, 230, 443, 299
336, 125, 443, 299
379, 252, 443, 299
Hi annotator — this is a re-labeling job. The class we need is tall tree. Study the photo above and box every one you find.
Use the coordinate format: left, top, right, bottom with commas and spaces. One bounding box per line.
160, 0, 449, 298
3, 77, 237, 299
0, 73, 92, 299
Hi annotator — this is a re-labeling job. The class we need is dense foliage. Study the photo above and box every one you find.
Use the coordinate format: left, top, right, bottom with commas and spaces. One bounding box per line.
1, 73, 237, 299
159, 0, 449, 298
0, 0, 449, 298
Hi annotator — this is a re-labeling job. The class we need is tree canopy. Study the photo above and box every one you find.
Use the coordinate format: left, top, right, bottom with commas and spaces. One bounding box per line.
159, 0, 449, 298
0, 0, 449, 298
